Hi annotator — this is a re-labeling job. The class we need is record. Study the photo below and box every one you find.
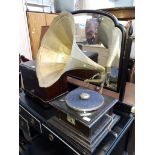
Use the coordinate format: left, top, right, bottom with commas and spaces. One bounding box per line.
65, 87, 104, 112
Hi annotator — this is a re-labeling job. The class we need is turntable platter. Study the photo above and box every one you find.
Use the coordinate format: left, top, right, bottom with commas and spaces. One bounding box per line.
65, 88, 104, 112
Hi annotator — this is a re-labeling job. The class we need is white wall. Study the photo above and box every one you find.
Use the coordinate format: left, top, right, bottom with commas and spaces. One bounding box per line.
82, 0, 134, 9
26, 0, 54, 12
19, 0, 32, 60
114, 0, 134, 8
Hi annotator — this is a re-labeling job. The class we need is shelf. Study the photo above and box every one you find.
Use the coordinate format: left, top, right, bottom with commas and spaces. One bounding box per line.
26, 2, 51, 8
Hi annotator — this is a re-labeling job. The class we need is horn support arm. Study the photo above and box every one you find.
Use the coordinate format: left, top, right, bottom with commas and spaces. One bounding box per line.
84, 71, 106, 94
84, 71, 105, 84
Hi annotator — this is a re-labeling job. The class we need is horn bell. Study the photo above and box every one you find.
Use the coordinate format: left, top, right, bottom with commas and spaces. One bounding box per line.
36, 12, 105, 88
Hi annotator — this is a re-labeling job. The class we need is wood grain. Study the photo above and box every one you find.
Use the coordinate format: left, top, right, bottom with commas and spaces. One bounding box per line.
27, 12, 57, 59
45, 13, 58, 26
123, 82, 135, 106
98, 7, 135, 20
27, 12, 46, 59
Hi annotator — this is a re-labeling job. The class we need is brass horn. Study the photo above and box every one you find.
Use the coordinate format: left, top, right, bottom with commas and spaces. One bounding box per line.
36, 12, 105, 89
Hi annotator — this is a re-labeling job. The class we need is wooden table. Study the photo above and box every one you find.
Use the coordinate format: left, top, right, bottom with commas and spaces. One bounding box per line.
123, 82, 135, 106
98, 6, 135, 21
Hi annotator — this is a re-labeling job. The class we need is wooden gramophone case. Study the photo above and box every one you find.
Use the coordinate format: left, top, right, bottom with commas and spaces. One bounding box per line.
19, 51, 98, 105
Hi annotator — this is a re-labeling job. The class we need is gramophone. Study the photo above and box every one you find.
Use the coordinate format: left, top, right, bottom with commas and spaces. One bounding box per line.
20, 11, 127, 154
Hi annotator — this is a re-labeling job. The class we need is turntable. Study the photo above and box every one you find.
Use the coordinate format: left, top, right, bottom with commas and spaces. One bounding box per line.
47, 87, 120, 154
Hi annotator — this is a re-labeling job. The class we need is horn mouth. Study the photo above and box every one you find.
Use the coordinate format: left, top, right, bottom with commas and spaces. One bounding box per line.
36, 12, 75, 87
36, 12, 105, 88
